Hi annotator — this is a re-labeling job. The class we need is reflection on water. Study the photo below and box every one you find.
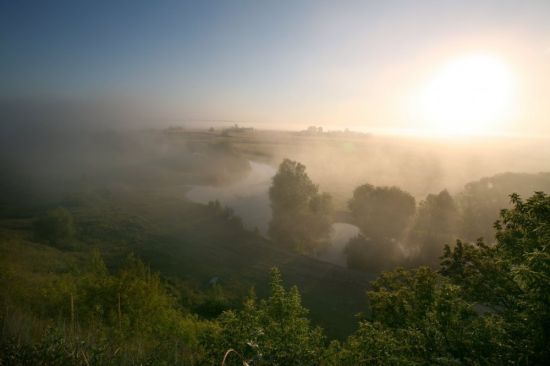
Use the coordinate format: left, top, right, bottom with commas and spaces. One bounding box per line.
186, 160, 360, 267
186, 161, 276, 233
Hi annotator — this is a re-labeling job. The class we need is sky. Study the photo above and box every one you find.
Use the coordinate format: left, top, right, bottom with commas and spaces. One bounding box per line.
1, 0, 549, 134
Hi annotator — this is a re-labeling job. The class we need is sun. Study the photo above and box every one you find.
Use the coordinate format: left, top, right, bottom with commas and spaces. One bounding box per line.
415, 54, 516, 136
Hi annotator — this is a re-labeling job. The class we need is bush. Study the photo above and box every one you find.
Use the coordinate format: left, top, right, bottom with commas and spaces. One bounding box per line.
33, 207, 76, 249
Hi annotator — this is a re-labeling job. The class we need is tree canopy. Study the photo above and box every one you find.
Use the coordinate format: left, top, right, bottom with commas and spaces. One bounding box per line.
345, 184, 415, 272
407, 189, 460, 266
348, 184, 416, 240
440, 192, 550, 364
268, 159, 333, 253
33, 207, 77, 249
204, 268, 326, 366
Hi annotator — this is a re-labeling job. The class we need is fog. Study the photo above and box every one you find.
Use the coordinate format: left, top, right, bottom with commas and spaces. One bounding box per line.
2, 103, 550, 271
250, 131, 550, 204
4, 1, 550, 360
186, 160, 275, 234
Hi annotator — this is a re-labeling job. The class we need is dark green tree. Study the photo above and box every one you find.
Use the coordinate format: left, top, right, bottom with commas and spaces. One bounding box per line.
441, 192, 550, 364
456, 172, 550, 242
33, 207, 76, 249
407, 190, 459, 266
348, 184, 416, 240
345, 235, 399, 272
344, 184, 414, 272
339, 267, 507, 365
268, 159, 333, 253
204, 268, 326, 366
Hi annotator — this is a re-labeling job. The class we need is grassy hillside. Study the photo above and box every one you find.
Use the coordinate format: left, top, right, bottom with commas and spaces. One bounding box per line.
0, 188, 374, 340
80, 191, 375, 339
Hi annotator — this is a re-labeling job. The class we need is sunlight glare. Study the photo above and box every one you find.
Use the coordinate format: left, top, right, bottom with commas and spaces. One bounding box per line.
416, 54, 516, 135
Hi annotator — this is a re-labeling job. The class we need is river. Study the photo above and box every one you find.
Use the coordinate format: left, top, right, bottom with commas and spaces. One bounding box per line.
186, 160, 359, 266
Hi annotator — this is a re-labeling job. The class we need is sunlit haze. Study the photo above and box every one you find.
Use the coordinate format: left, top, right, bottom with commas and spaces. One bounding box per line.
2, 0, 549, 136
2, 2, 550, 362
412, 54, 517, 136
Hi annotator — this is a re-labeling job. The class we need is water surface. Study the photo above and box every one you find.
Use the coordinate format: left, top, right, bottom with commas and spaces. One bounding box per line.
186, 160, 360, 267
186, 161, 275, 233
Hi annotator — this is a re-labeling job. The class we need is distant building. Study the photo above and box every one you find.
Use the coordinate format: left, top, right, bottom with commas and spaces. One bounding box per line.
304, 126, 324, 134
222, 124, 254, 135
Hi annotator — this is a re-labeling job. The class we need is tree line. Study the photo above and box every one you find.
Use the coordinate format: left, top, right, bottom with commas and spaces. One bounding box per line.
2, 158, 549, 364
3, 191, 548, 364
267, 159, 536, 272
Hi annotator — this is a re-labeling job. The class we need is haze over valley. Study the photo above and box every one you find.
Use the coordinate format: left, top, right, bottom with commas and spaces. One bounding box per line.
2, 1, 550, 364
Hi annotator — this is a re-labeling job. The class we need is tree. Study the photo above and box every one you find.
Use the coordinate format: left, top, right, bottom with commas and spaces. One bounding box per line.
204, 268, 326, 366
337, 321, 420, 366
344, 184, 414, 272
33, 207, 76, 249
338, 267, 507, 365
440, 192, 550, 364
268, 159, 333, 253
406, 190, 459, 266
456, 172, 550, 242
349, 184, 416, 241
345, 235, 400, 272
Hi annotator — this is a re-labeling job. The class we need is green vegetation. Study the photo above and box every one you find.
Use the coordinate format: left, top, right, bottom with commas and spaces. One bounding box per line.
2, 129, 550, 364
268, 159, 333, 254
349, 184, 416, 240
346, 184, 416, 272
3, 188, 549, 364
203, 268, 326, 366
33, 207, 77, 249
344, 175, 550, 272
407, 189, 460, 266
0, 241, 213, 364
456, 172, 550, 242
440, 192, 550, 364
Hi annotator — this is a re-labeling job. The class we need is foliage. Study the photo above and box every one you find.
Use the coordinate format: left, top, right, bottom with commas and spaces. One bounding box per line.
268, 159, 333, 253
407, 190, 459, 266
345, 235, 400, 272
441, 192, 550, 364
456, 173, 550, 242
192, 282, 234, 319
203, 268, 326, 365
33, 207, 77, 249
349, 184, 416, 240
344, 184, 415, 272
337, 321, 422, 366
337, 267, 508, 365
207, 200, 244, 230
0, 247, 212, 365
0, 328, 105, 366
4, 164, 550, 365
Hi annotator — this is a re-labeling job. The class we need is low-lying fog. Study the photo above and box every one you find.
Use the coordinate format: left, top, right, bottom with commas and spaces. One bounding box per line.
186, 160, 275, 234
185, 160, 361, 266
2, 117, 550, 270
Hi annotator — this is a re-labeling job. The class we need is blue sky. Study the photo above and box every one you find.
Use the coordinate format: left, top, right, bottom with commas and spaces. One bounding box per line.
1, 1, 549, 132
